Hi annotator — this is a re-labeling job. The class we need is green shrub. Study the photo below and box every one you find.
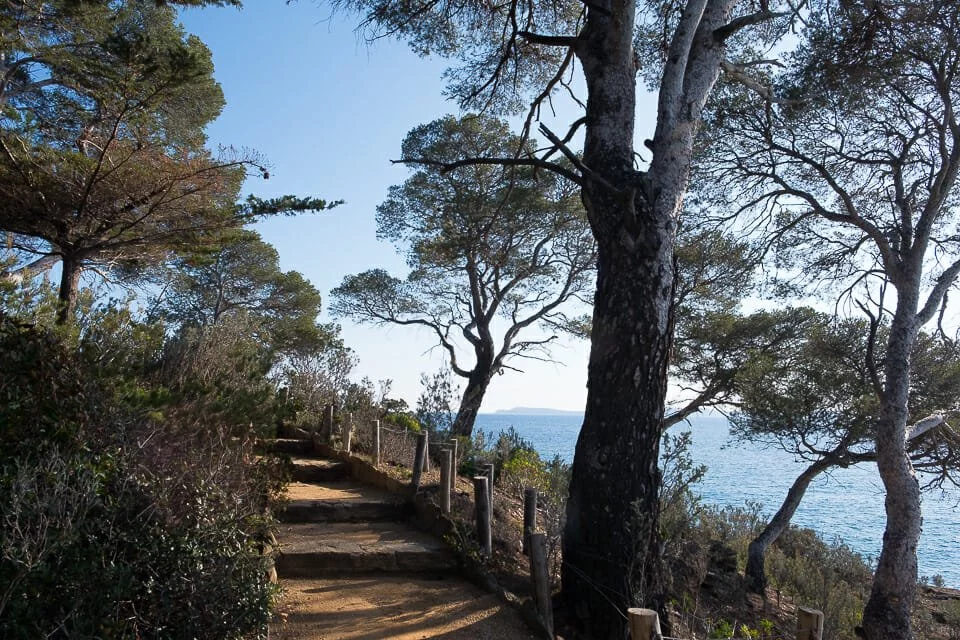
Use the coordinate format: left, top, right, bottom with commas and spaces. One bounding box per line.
655, 426, 872, 640
709, 618, 735, 638
382, 412, 421, 433
0, 446, 276, 639
0, 314, 95, 460
0, 313, 278, 639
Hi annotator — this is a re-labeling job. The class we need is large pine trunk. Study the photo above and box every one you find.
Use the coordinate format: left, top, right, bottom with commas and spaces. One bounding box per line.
746, 458, 833, 593
561, 2, 729, 636
861, 289, 922, 640
562, 238, 674, 638
562, 5, 672, 636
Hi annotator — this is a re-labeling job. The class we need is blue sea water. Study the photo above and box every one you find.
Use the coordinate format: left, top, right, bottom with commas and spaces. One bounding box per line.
474, 412, 960, 588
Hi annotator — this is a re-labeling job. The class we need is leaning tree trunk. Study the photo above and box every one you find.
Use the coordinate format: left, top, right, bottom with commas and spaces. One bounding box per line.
561, 2, 731, 638
746, 457, 834, 593
56, 254, 81, 325
449, 368, 494, 438
861, 288, 922, 640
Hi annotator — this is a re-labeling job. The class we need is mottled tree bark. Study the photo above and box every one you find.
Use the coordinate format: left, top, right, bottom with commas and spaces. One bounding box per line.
562, 2, 733, 637
861, 285, 922, 640
450, 368, 494, 437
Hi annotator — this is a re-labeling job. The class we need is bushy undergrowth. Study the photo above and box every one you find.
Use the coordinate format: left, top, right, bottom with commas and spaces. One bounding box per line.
459, 424, 876, 640
0, 314, 279, 639
660, 431, 873, 640
462, 427, 570, 582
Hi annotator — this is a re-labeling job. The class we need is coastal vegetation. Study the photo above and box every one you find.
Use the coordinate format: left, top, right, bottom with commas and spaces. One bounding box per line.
2, 0, 959, 639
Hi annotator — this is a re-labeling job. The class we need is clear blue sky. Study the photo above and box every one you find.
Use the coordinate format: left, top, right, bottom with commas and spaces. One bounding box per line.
177, 2, 596, 412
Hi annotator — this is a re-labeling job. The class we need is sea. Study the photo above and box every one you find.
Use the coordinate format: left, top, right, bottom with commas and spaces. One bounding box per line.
474, 412, 960, 588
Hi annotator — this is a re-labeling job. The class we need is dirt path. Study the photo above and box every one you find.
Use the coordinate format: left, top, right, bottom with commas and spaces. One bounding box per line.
266, 441, 537, 640
272, 576, 536, 639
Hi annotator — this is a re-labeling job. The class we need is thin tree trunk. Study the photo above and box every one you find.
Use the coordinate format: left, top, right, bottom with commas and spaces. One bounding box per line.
861, 292, 922, 640
746, 457, 834, 594
55, 255, 80, 325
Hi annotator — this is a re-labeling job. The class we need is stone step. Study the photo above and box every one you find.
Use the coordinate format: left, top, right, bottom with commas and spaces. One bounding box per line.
290, 457, 350, 483
263, 438, 314, 456
274, 521, 457, 577
270, 575, 539, 639
279, 480, 410, 523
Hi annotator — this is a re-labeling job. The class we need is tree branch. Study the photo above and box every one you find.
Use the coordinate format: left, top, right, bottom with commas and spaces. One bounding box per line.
395, 155, 583, 186
714, 9, 788, 42
517, 31, 580, 47
917, 257, 960, 325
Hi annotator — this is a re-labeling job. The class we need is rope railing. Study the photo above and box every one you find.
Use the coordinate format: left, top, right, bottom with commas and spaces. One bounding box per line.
330, 416, 431, 478
323, 412, 824, 640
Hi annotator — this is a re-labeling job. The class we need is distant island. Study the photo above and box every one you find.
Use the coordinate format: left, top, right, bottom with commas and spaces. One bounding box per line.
493, 407, 584, 416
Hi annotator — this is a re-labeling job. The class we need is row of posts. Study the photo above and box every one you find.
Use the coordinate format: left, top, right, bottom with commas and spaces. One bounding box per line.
329, 411, 823, 640
626, 606, 823, 640
333, 413, 457, 490
330, 413, 554, 639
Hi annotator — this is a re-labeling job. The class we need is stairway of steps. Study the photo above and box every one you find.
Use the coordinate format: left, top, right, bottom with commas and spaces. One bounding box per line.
265, 438, 538, 640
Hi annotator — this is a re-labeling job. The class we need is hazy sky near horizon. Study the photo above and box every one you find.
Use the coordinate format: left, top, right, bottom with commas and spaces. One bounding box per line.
177, 2, 626, 412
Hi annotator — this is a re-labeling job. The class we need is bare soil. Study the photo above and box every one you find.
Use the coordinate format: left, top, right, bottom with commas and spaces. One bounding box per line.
271, 576, 539, 640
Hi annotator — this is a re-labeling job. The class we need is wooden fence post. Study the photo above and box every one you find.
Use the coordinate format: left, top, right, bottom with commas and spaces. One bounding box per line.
796, 607, 824, 640
523, 487, 538, 556
439, 448, 452, 514
449, 438, 458, 493
627, 608, 661, 640
326, 404, 335, 445
484, 463, 495, 511
473, 476, 492, 557
412, 432, 428, 490
423, 430, 430, 472
374, 419, 381, 468
345, 413, 353, 454
529, 531, 554, 639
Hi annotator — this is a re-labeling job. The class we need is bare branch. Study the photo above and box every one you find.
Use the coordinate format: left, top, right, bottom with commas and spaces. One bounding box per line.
714, 9, 789, 42
917, 257, 960, 325
394, 155, 583, 186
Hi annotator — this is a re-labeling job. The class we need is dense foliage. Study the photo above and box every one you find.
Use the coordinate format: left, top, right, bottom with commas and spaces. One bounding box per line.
0, 313, 278, 639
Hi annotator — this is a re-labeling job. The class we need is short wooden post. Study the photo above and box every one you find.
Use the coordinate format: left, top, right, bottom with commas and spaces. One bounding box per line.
473, 475, 492, 557
326, 404, 335, 445
627, 608, 661, 640
439, 448, 452, 514
423, 430, 430, 472
529, 532, 554, 639
374, 419, 381, 468
484, 462, 495, 511
449, 438, 458, 493
523, 487, 538, 555
412, 432, 428, 490
345, 413, 353, 454
796, 607, 824, 640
